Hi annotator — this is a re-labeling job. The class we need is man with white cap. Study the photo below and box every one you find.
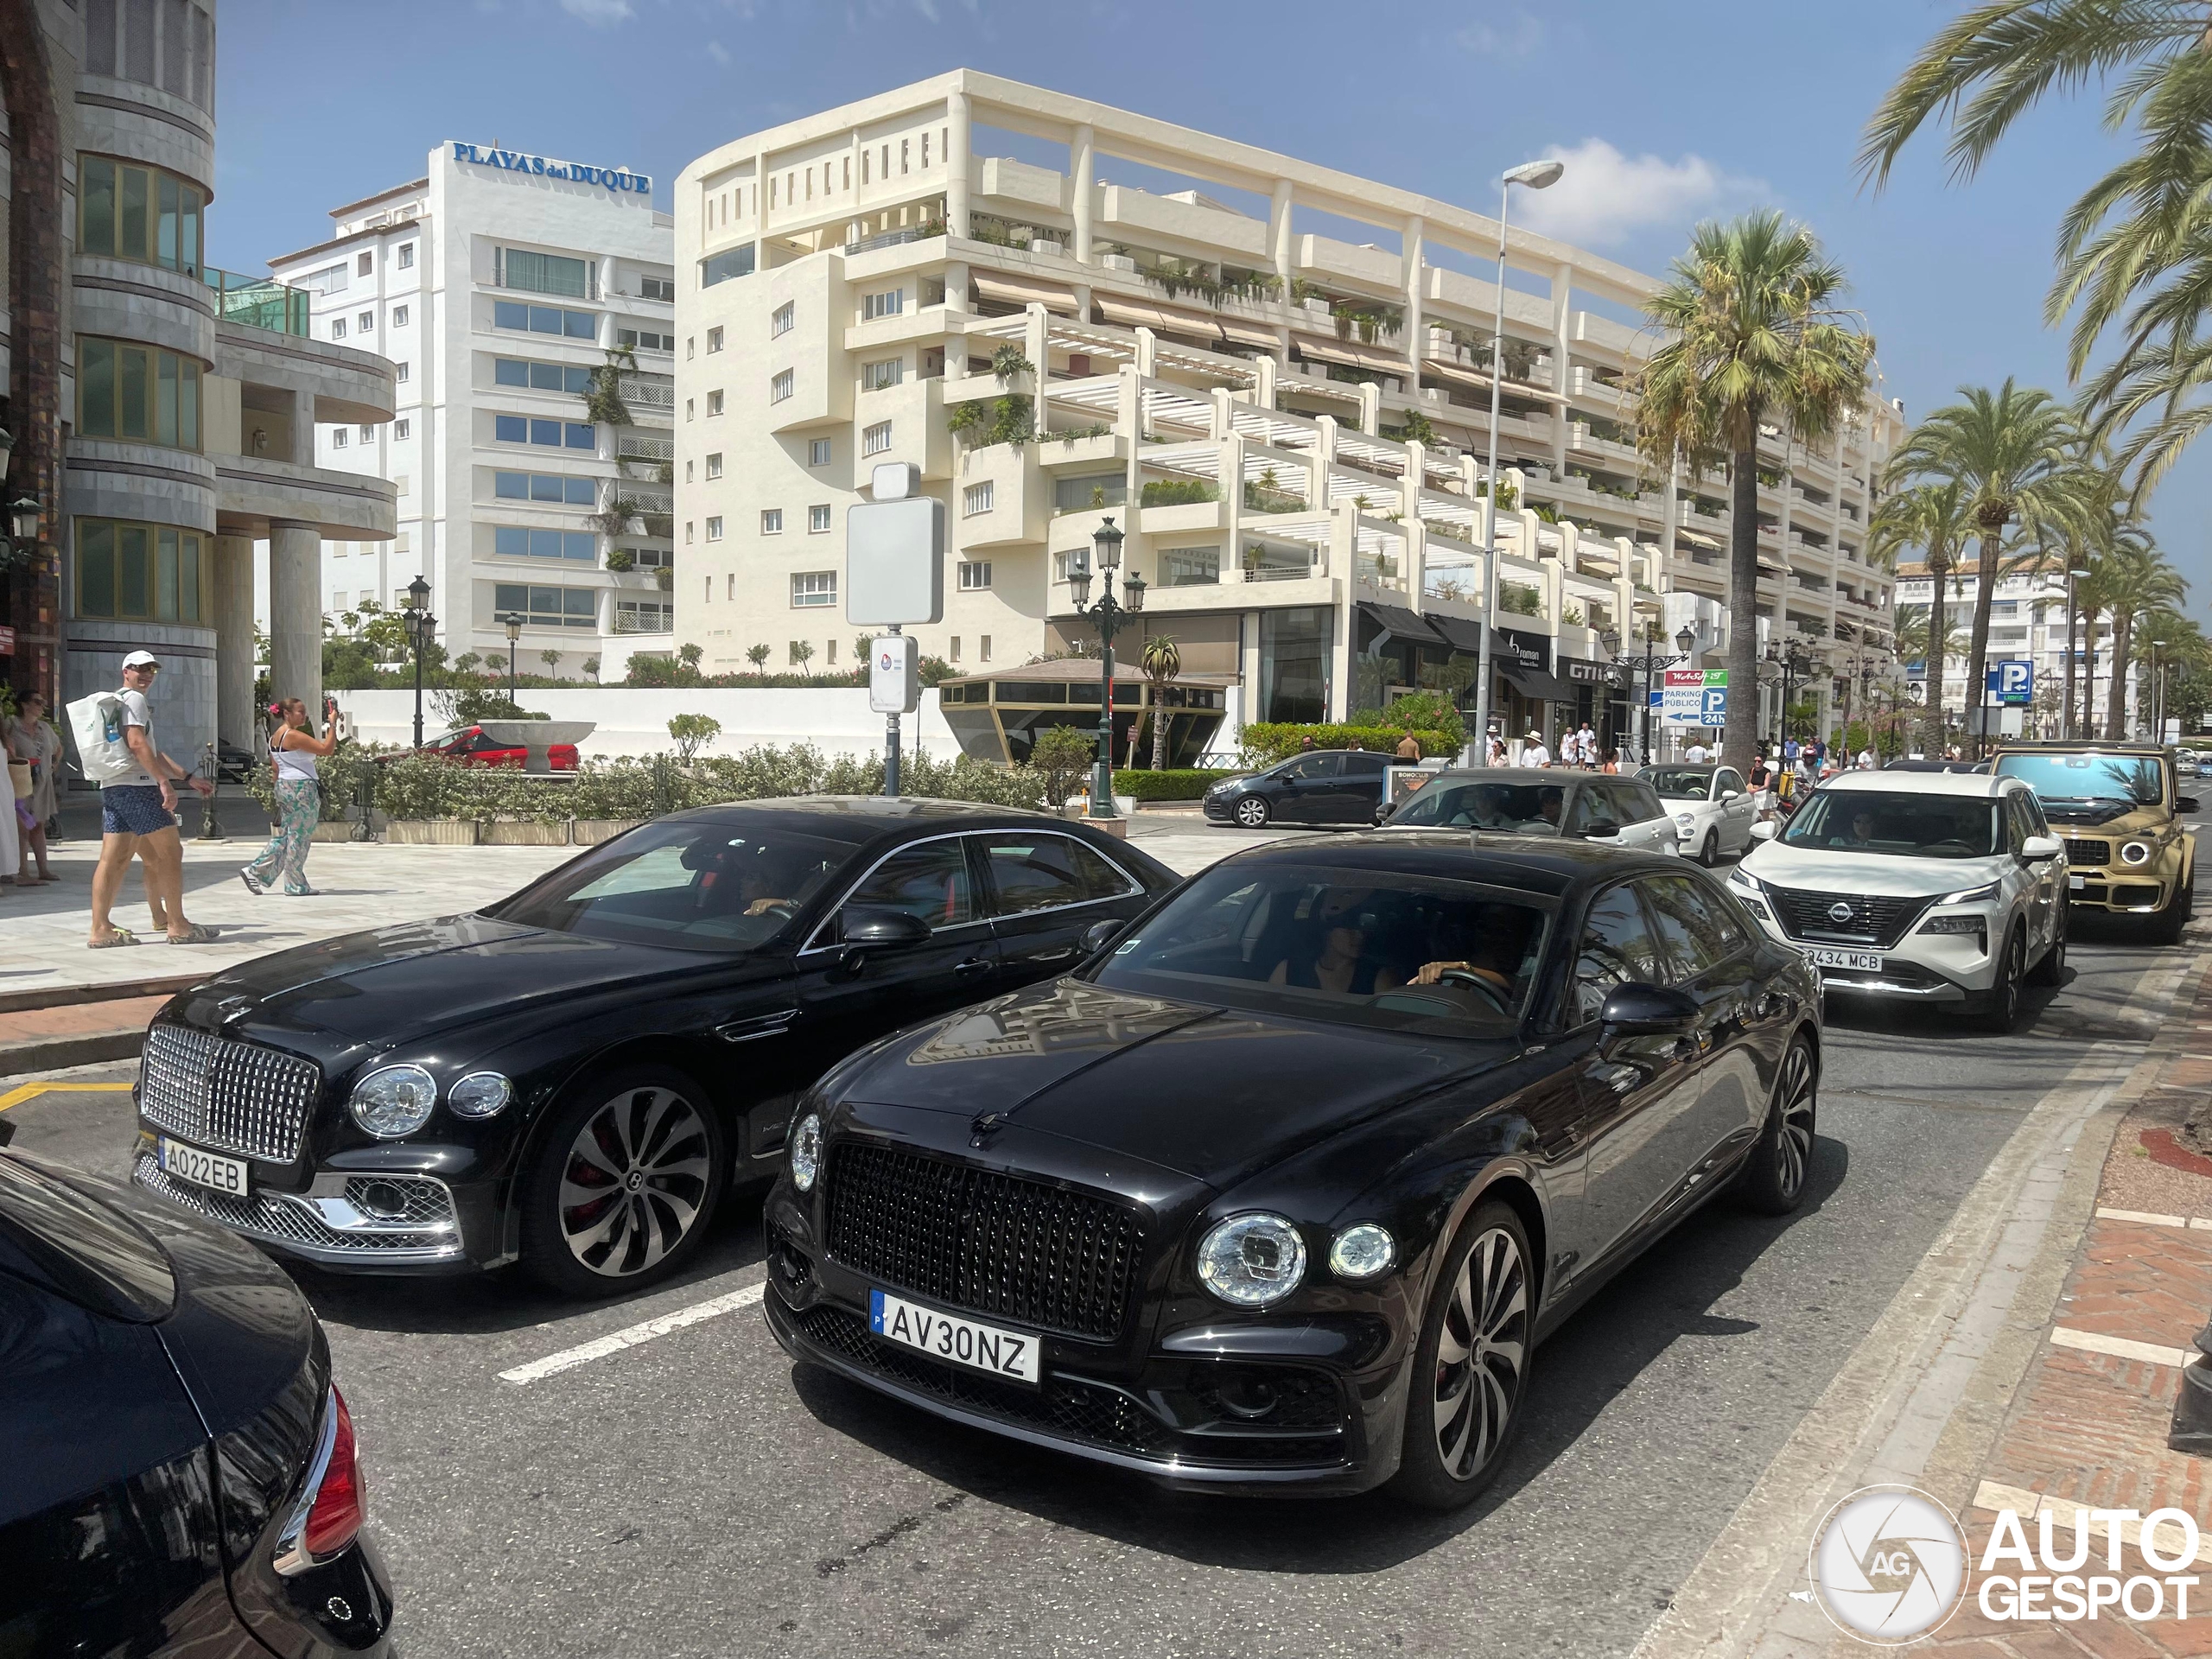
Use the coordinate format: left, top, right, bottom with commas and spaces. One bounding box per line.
88, 649, 215, 947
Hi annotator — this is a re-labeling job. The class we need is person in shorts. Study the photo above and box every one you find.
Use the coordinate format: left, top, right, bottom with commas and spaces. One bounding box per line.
89, 650, 216, 947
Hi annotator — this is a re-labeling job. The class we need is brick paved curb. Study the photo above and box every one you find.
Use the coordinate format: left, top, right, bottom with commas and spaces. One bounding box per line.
0, 992, 170, 1079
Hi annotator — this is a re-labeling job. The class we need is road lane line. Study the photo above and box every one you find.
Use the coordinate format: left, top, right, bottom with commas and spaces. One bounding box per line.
0, 1080, 130, 1111
2049, 1325, 2192, 1368
499, 1280, 766, 1385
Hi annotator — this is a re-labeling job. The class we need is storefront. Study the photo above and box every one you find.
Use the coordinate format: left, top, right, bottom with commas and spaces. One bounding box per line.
939, 660, 1232, 766
1558, 653, 1630, 756
1492, 626, 1577, 745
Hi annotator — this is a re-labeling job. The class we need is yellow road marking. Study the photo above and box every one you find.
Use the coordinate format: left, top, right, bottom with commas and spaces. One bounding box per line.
0, 1080, 131, 1112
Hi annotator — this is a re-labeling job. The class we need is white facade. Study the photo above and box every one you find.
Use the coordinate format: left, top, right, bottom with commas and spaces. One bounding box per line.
1894, 561, 2138, 734
267, 143, 676, 677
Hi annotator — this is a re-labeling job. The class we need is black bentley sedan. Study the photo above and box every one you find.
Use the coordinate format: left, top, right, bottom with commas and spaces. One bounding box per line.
763, 833, 1821, 1509
1, 1140, 392, 1655
129, 799, 1178, 1298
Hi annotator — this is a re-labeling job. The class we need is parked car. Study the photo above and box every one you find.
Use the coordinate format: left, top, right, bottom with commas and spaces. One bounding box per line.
1730, 769, 2067, 1030
1377, 767, 1679, 855
419, 722, 582, 770
1202, 749, 1391, 828
1, 1138, 393, 1656
1881, 759, 1991, 774
1638, 763, 1760, 865
764, 835, 1820, 1507
128, 799, 1179, 1297
1990, 741, 2197, 943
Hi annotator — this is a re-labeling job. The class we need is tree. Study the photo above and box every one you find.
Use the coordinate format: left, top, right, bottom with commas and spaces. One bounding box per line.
790, 640, 815, 671
1137, 635, 1182, 770
1636, 211, 1875, 772
539, 649, 563, 677
1029, 723, 1095, 807
2090, 526, 2183, 737
666, 713, 722, 763
745, 643, 771, 674
1870, 480, 1972, 752
677, 642, 703, 672
454, 652, 484, 675
1884, 383, 2101, 753
582, 656, 601, 683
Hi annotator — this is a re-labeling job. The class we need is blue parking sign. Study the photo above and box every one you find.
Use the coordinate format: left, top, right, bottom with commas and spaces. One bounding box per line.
1700, 687, 1728, 723
1986, 660, 2033, 705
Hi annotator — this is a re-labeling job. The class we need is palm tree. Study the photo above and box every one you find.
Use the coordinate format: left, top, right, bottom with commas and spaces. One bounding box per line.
1636, 211, 1875, 771
1869, 480, 1972, 750
1884, 383, 2101, 753
745, 643, 771, 674
2090, 526, 2184, 737
1137, 634, 1182, 771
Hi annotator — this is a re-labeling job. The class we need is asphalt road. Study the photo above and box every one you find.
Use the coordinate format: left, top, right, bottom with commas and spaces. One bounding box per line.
4, 812, 2198, 1659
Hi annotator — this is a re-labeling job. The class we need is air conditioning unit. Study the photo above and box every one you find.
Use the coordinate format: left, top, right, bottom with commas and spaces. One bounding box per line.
1101, 253, 1138, 272
1028, 238, 1065, 257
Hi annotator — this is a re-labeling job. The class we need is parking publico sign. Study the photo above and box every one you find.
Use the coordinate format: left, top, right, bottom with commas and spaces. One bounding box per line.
1660, 668, 1727, 728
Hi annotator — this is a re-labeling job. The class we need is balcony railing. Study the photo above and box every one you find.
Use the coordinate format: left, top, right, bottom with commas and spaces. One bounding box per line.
204, 267, 310, 337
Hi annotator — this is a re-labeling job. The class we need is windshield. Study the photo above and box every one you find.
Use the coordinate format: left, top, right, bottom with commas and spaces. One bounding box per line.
1386, 779, 1567, 834
1642, 768, 1713, 802
487, 819, 850, 952
1089, 861, 1550, 1038
1993, 752, 2164, 806
1778, 791, 2003, 859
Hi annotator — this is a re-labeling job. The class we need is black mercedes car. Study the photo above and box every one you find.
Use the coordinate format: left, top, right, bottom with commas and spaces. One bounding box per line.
764, 833, 1821, 1508
129, 798, 1178, 1298
0, 1139, 392, 1655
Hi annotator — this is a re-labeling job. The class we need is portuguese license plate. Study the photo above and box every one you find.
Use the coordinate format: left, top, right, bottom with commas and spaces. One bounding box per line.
869, 1288, 1041, 1386
1805, 947, 1883, 972
158, 1135, 249, 1196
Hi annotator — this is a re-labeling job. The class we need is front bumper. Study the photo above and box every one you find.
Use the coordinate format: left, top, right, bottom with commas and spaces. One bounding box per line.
1739, 909, 2002, 1003
2063, 865, 2174, 914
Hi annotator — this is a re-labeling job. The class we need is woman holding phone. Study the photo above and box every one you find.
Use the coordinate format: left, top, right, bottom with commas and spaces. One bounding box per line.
241, 697, 338, 896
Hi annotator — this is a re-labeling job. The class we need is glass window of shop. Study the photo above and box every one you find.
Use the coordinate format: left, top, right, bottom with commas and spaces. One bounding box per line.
76, 519, 207, 623
1260, 607, 1332, 723
77, 337, 201, 449
79, 157, 202, 276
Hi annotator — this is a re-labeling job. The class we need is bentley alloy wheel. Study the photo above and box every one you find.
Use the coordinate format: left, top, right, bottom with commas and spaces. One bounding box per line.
1433, 1221, 1529, 1482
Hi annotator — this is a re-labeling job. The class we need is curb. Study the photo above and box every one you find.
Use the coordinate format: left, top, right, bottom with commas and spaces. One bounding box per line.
0, 1028, 146, 1080
0, 973, 201, 1018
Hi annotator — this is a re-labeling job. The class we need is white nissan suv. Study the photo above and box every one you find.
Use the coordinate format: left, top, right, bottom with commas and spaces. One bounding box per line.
1727, 770, 2068, 1032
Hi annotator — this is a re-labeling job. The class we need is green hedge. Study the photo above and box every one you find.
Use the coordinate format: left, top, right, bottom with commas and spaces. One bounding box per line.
1240, 723, 1456, 765
1110, 768, 1238, 801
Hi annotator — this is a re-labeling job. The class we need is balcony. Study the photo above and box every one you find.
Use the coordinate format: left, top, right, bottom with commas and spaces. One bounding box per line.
204, 267, 310, 337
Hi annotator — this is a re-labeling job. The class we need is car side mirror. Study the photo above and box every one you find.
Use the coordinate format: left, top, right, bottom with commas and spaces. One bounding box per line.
2178, 796, 2199, 815
1721, 790, 1740, 801
1082, 918, 1123, 955
1599, 982, 1700, 1037
1750, 821, 1779, 842
1580, 823, 1619, 839
840, 906, 931, 947
2022, 834, 2063, 863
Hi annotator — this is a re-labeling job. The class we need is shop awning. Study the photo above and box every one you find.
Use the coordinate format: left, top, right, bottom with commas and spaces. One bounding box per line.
1360, 601, 1446, 646
1216, 317, 1281, 351
1502, 665, 1580, 704
1293, 335, 1411, 375
1096, 296, 1221, 336
971, 273, 1081, 315
1426, 613, 1487, 653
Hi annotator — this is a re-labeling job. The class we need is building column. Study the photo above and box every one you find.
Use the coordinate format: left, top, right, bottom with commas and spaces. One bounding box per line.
1402, 214, 1425, 381
212, 534, 256, 753
1269, 178, 1294, 289
268, 520, 322, 720
1548, 260, 1573, 476
1071, 123, 1095, 264
946, 89, 972, 239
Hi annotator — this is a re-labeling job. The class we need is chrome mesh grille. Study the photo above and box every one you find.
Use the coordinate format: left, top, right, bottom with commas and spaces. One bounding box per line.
138, 1025, 321, 1164
2063, 838, 2112, 868
133, 1154, 461, 1256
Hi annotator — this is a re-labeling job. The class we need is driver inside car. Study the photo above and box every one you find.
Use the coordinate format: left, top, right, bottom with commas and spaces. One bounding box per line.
1402, 905, 1536, 995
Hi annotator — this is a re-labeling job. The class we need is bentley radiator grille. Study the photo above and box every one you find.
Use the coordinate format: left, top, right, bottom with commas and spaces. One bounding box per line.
823, 1143, 1142, 1342
1763, 887, 1936, 948
138, 1025, 321, 1164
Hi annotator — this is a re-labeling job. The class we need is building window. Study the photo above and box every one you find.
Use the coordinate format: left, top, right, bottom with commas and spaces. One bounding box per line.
709, 325, 728, 353
358, 423, 374, 442
493, 414, 596, 450
958, 560, 992, 590
493, 526, 597, 563
494, 471, 597, 505
963, 481, 995, 516
78, 157, 203, 276
981, 635, 991, 661
685, 521, 695, 544
357, 251, 374, 276
685, 399, 695, 421
494, 357, 594, 394
827, 639, 838, 665
707, 390, 725, 416
492, 301, 597, 340
761, 509, 783, 534
701, 245, 755, 288
392, 305, 410, 327
862, 289, 904, 321
808, 505, 831, 532
770, 303, 794, 338
76, 337, 201, 449
395, 362, 410, 383
616, 327, 675, 353
397, 243, 415, 270
75, 518, 207, 622
1162, 545, 1222, 586
791, 571, 836, 608
357, 311, 374, 332
728, 574, 735, 599
493, 582, 599, 628
861, 358, 904, 391
501, 248, 593, 299
640, 275, 676, 302
331, 429, 347, 448
809, 438, 831, 467
950, 636, 961, 662
330, 318, 346, 340
395, 419, 410, 439
705, 515, 725, 540
706, 453, 723, 480
687, 337, 696, 359
862, 421, 893, 456
769, 371, 792, 403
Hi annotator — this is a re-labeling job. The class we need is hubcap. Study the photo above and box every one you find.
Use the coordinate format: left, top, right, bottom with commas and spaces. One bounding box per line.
1237, 799, 1266, 826
1776, 1045, 1815, 1198
1432, 1227, 1529, 1481
558, 1086, 712, 1277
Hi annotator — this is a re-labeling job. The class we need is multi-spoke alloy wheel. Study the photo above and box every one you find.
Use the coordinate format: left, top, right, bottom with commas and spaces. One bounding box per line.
1432, 1225, 1529, 1481
1738, 1034, 1817, 1216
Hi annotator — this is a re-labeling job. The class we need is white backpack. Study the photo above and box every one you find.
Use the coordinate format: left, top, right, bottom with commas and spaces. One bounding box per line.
65, 691, 139, 784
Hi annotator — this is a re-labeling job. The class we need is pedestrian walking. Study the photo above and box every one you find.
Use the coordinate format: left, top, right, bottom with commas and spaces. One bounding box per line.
1600, 747, 1623, 774
5, 690, 60, 880
1519, 728, 1552, 767
78, 650, 215, 947
1685, 738, 1711, 764
1393, 730, 1421, 761
242, 698, 338, 897
1485, 730, 1506, 767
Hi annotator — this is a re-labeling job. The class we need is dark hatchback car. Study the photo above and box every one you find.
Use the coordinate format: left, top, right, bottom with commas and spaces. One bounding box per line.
1, 1142, 391, 1656
1202, 749, 1394, 829
129, 798, 1178, 1298
764, 834, 1820, 1508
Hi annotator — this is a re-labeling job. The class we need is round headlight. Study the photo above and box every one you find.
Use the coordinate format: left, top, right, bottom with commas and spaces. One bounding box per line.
2121, 840, 2152, 865
1196, 1213, 1307, 1309
348, 1065, 437, 1139
1328, 1223, 1396, 1281
790, 1112, 823, 1192
1675, 812, 1696, 831
447, 1071, 512, 1120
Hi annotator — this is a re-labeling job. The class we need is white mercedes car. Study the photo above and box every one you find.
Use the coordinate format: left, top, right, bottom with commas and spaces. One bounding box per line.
1639, 762, 1762, 865
1726, 770, 2068, 1032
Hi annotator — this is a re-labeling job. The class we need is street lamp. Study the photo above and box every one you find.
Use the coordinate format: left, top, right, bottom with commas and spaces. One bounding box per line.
1604, 621, 1694, 766
1768, 639, 1814, 751
401, 575, 434, 748
1069, 516, 1143, 818
1473, 156, 1567, 760
502, 612, 524, 701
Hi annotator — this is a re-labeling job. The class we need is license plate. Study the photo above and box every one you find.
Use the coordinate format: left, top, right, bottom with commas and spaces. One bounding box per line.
869, 1288, 1041, 1386
2069, 873, 2087, 891
158, 1135, 249, 1196
1804, 947, 1883, 972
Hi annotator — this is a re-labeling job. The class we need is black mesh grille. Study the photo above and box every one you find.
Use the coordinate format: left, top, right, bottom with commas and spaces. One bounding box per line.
1764, 886, 1936, 947
2063, 838, 2112, 868
823, 1143, 1141, 1342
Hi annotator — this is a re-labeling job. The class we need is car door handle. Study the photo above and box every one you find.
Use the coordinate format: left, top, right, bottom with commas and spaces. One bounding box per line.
1027, 946, 1077, 964
954, 956, 994, 976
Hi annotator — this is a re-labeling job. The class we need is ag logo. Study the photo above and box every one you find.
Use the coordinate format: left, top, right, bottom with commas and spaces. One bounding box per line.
1807, 1484, 1969, 1643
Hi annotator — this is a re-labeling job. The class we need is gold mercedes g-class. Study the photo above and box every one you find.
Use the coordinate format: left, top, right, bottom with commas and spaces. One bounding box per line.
1989, 741, 2197, 943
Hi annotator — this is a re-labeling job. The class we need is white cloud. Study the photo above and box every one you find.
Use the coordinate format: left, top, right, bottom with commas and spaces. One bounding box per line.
1454, 12, 1542, 60
1510, 137, 1762, 250
559, 0, 634, 24
706, 37, 731, 62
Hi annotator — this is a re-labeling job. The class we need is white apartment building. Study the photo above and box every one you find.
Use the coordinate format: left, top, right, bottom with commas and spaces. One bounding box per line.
267, 142, 677, 677
675, 73, 1905, 763
1893, 558, 2139, 735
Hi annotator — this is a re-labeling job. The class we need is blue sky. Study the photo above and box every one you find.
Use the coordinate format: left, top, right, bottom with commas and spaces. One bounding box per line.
218, 0, 2200, 616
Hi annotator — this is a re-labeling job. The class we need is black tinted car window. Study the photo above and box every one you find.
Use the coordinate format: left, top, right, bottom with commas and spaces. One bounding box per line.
1279, 753, 1340, 781
1569, 884, 1662, 1025
1566, 786, 1620, 836
976, 832, 1134, 915
1388, 779, 1565, 833
1344, 753, 1389, 777
1642, 874, 1741, 982
1781, 791, 2003, 858
838, 839, 976, 934
1624, 782, 1669, 823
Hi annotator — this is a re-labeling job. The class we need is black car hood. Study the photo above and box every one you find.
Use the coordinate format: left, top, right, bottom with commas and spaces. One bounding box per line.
842, 979, 1505, 1185
180, 912, 750, 1043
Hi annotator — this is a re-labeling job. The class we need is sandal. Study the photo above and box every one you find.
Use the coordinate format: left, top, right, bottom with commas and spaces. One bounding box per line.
164, 923, 219, 945
87, 928, 140, 949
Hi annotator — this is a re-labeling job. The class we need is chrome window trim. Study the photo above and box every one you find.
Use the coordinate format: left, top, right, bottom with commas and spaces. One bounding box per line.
798, 827, 1144, 956
798, 829, 989, 957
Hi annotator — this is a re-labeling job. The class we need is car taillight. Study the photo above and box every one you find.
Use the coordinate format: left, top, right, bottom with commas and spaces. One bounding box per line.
275, 1385, 367, 1574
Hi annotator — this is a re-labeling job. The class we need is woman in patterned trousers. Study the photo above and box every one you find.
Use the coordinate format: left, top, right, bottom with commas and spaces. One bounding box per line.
242, 698, 337, 896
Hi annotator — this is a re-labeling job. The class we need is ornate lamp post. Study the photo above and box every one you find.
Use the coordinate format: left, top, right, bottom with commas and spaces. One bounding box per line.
1067, 516, 1144, 819
402, 575, 435, 748
1601, 621, 1694, 765
1768, 639, 1815, 750
502, 611, 524, 701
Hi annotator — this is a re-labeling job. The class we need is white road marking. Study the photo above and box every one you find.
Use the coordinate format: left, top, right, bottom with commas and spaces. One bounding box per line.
2096, 1205, 2189, 1228
2049, 1325, 2192, 1369
499, 1281, 766, 1385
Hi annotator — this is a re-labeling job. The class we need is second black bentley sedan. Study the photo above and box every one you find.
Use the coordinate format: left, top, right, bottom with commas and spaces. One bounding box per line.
128, 799, 1178, 1297
764, 833, 1821, 1509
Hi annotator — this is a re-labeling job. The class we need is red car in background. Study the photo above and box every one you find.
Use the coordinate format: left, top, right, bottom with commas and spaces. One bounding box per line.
420, 725, 581, 770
